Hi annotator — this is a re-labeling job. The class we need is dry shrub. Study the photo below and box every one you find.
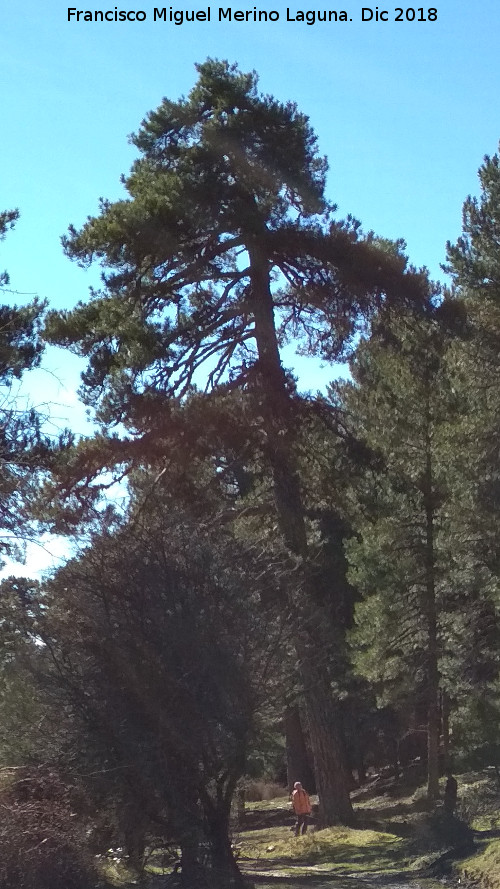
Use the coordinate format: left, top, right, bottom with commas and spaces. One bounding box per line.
0, 768, 98, 889
245, 780, 288, 802
457, 776, 500, 825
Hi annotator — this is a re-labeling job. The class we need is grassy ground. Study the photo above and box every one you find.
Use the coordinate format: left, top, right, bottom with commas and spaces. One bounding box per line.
237, 824, 410, 879
453, 770, 500, 889
460, 842, 500, 889
237, 769, 500, 887
98, 769, 500, 888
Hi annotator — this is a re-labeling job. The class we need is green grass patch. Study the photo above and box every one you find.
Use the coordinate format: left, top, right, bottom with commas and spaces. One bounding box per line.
459, 838, 500, 889
238, 824, 408, 872
245, 796, 291, 812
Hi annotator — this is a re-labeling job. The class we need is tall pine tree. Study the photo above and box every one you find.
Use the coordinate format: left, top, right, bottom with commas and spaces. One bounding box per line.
46, 61, 429, 824
340, 309, 454, 800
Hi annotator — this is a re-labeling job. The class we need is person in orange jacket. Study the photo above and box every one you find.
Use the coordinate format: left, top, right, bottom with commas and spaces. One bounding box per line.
291, 781, 312, 836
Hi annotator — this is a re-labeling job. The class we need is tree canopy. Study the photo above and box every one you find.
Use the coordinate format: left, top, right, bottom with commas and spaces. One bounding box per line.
0, 208, 56, 563
47, 59, 427, 430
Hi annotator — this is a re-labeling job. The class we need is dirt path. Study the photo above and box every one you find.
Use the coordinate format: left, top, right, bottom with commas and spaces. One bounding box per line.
241, 861, 446, 889
244, 878, 440, 889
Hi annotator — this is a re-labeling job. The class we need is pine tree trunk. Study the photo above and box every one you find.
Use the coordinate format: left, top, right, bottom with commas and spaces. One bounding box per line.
249, 239, 354, 826
427, 676, 440, 802
441, 691, 450, 769
285, 704, 315, 793
294, 633, 354, 825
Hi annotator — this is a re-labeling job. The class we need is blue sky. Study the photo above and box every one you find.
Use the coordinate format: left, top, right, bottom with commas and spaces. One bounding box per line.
1, 0, 500, 572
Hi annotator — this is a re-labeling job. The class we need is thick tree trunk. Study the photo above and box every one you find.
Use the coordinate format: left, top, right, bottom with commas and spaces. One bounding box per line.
441, 691, 450, 770
180, 808, 245, 889
205, 809, 246, 888
285, 703, 315, 793
121, 803, 146, 871
179, 833, 202, 885
249, 239, 354, 826
294, 633, 354, 825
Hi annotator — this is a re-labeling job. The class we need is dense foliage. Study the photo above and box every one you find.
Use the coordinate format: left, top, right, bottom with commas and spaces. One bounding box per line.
0, 210, 60, 563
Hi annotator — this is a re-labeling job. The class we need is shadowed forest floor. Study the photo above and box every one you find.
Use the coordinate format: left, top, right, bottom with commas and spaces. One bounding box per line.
104, 770, 500, 889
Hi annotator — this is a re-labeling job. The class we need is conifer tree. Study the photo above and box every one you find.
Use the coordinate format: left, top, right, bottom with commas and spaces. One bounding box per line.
445, 146, 500, 570
443, 148, 500, 761
45, 61, 429, 824
340, 310, 453, 800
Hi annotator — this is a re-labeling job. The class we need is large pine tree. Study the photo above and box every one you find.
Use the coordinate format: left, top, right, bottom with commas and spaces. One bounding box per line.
46, 61, 430, 824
